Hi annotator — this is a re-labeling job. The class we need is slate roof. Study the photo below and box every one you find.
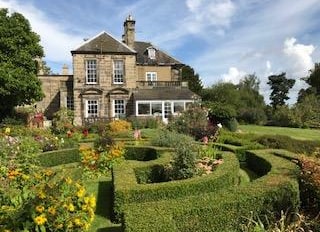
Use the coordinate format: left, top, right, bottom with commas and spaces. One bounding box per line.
71, 32, 182, 66
134, 41, 182, 65
133, 88, 199, 101
71, 31, 136, 54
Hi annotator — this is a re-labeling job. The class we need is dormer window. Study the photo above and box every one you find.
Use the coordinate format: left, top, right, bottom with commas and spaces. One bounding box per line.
147, 47, 156, 60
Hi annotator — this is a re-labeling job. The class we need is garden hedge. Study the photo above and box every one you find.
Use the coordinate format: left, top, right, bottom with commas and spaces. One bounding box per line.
122, 149, 300, 232
37, 148, 80, 167
124, 145, 160, 161
112, 150, 239, 222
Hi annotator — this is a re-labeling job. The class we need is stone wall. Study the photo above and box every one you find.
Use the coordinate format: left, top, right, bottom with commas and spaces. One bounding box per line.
37, 75, 73, 119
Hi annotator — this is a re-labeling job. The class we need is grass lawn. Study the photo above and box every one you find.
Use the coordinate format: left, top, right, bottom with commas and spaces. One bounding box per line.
238, 125, 320, 141
85, 173, 121, 232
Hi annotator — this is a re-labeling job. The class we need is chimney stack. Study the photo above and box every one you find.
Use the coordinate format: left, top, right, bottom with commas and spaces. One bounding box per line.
123, 15, 135, 49
61, 64, 69, 75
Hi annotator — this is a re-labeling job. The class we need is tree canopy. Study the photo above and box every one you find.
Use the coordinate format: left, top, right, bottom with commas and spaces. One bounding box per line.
0, 9, 44, 118
201, 74, 266, 124
267, 72, 295, 109
181, 65, 203, 95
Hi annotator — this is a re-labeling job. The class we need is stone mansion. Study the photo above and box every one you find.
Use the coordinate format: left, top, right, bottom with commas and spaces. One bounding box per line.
36, 16, 199, 125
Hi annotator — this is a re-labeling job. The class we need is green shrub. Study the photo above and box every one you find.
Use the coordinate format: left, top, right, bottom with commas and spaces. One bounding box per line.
52, 107, 74, 134
150, 129, 195, 148
128, 117, 161, 129
38, 148, 80, 167
168, 104, 218, 140
171, 142, 197, 180
125, 146, 159, 161
255, 134, 320, 154
112, 151, 239, 222
122, 150, 300, 232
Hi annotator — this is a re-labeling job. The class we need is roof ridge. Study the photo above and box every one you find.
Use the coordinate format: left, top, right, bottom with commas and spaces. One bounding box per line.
72, 31, 136, 53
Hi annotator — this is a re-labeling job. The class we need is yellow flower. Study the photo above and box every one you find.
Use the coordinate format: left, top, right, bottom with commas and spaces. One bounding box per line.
88, 196, 96, 208
74, 218, 82, 226
65, 177, 72, 184
22, 174, 30, 180
4, 127, 10, 134
48, 206, 56, 215
35, 205, 45, 213
68, 203, 75, 212
34, 214, 47, 225
38, 190, 46, 199
77, 188, 86, 198
82, 222, 90, 230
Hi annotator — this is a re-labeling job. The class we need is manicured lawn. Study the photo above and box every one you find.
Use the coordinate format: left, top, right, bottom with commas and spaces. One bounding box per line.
85, 173, 121, 232
238, 125, 320, 141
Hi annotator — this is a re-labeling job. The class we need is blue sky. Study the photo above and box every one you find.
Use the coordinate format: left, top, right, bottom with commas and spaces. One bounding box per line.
2, 0, 320, 103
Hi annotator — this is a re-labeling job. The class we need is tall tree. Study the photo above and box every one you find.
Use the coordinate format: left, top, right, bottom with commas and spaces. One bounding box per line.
305, 63, 320, 95
238, 73, 260, 92
0, 9, 44, 118
267, 72, 295, 109
181, 65, 203, 95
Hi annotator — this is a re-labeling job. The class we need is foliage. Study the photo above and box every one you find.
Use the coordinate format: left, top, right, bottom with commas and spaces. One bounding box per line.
299, 156, 320, 214
168, 104, 218, 140
108, 120, 132, 134
38, 148, 80, 167
255, 134, 320, 155
125, 146, 159, 161
150, 129, 195, 148
79, 142, 125, 178
201, 76, 266, 125
238, 107, 267, 125
0, 9, 44, 118
122, 150, 300, 232
171, 141, 197, 180
128, 116, 162, 129
302, 63, 320, 96
181, 65, 203, 95
291, 94, 320, 129
207, 102, 238, 131
0, 170, 96, 231
241, 210, 319, 232
267, 72, 295, 109
266, 105, 293, 127
113, 152, 239, 222
52, 107, 74, 134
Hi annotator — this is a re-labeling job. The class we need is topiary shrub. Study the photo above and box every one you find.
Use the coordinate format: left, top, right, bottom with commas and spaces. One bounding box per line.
255, 135, 320, 154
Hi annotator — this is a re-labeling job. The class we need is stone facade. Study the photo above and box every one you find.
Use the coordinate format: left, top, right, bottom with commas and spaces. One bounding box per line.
36, 16, 199, 125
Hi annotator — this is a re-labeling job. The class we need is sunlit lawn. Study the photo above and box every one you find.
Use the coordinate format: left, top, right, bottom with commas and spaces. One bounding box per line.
238, 124, 320, 141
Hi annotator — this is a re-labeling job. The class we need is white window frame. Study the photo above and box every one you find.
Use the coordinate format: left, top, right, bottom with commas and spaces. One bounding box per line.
85, 60, 97, 84
85, 100, 98, 118
147, 48, 156, 59
113, 99, 126, 118
135, 100, 194, 120
146, 72, 157, 82
113, 60, 124, 84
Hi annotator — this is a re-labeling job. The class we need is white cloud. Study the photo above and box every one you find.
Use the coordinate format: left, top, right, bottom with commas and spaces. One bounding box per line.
0, 0, 84, 72
283, 37, 315, 77
221, 67, 246, 84
185, 0, 236, 33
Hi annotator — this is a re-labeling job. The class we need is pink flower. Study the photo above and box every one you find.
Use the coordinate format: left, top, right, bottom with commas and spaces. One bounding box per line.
202, 136, 208, 145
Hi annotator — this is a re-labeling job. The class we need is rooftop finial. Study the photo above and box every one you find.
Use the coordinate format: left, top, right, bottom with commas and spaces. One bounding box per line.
126, 14, 134, 21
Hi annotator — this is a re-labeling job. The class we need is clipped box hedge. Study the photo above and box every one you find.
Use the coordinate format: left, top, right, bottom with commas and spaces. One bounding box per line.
38, 148, 80, 167
122, 149, 300, 232
112, 150, 239, 222
124, 145, 160, 161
